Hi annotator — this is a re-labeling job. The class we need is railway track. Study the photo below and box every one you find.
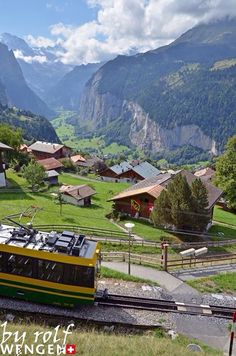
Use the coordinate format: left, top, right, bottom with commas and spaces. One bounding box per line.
0, 292, 234, 332
95, 293, 236, 319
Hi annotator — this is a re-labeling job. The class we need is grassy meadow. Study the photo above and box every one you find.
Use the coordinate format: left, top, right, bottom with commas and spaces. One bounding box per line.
213, 206, 236, 226
0, 322, 220, 356
1, 170, 236, 244
187, 272, 236, 294
0, 171, 128, 231
51, 111, 131, 155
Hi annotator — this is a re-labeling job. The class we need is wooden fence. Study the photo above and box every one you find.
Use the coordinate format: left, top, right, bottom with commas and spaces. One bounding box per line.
101, 251, 161, 268
167, 253, 236, 270
34, 224, 236, 249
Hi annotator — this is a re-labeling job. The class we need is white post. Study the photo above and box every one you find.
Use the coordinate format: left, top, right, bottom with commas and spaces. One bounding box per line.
125, 222, 135, 275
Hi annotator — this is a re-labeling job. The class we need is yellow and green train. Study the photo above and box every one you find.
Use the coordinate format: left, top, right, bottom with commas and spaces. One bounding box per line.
0, 225, 101, 307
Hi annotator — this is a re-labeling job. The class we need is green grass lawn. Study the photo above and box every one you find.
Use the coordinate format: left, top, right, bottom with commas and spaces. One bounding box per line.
100, 266, 159, 284
209, 224, 236, 239
1, 171, 175, 241
187, 272, 236, 294
2, 171, 236, 245
0, 171, 128, 231
119, 218, 182, 242
213, 206, 236, 226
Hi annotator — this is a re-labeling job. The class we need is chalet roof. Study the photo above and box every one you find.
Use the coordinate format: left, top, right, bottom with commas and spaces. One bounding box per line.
194, 167, 215, 179
45, 170, 59, 178
38, 158, 63, 171
19, 144, 31, 152
29, 141, 64, 154
110, 161, 133, 175
59, 185, 96, 200
110, 170, 223, 209
0, 142, 13, 151
103, 160, 160, 179
109, 173, 171, 201
71, 154, 86, 163
131, 161, 160, 179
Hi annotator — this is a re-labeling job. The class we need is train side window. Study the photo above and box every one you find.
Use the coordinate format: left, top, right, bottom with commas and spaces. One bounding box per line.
4, 253, 33, 278
38, 259, 64, 283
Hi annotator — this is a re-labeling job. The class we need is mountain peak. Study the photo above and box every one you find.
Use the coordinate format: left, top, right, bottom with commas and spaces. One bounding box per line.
173, 17, 236, 46
0, 32, 35, 56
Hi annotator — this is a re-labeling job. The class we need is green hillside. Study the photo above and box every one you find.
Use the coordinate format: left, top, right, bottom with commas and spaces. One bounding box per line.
0, 104, 59, 142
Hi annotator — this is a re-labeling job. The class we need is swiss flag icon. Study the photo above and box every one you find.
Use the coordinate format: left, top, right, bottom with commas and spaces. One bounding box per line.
66, 344, 76, 354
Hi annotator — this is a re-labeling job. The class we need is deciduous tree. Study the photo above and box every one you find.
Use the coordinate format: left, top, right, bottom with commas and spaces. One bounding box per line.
23, 161, 46, 191
214, 135, 236, 210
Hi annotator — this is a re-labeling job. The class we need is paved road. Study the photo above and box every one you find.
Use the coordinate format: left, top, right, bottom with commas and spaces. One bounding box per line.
102, 261, 233, 353
172, 263, 236, 281
102, 261, 199, 296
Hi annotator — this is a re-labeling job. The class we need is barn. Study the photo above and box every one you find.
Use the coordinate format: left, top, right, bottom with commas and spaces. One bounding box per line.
59, 185, 96, 206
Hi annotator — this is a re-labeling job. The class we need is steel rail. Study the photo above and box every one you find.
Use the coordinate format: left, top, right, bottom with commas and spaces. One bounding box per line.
95, 293, 235, 319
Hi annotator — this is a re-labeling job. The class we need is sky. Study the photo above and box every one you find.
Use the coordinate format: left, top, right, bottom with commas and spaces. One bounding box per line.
0, 0, 236, 65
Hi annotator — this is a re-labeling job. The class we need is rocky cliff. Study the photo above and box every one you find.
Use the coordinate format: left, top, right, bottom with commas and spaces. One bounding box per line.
80, 70, 123, 129
127, 102, 217, 154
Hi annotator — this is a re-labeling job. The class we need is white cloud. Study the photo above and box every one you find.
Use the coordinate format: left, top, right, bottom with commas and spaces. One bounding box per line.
27, 0, 236, 65
26, 35, 57, 48
14, 49, 47, 64
46, 2, 68, 13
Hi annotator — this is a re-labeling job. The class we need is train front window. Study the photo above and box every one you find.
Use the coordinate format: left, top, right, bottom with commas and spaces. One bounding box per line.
0, 253, 2, 272
64, 265, 94, 288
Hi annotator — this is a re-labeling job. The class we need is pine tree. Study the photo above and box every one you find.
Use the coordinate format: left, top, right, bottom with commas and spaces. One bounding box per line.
168, 174, 194, 230
191, 178, 210, 230
151, 190, 172, 227
151, 173, 210, 232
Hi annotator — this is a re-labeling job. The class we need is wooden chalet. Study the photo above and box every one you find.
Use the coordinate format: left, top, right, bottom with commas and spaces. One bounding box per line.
109, 170, 223, 221
100, 161, 160, 183
28, 141, 71, 160
70, 154, 86, 166
38, 157, 63, 172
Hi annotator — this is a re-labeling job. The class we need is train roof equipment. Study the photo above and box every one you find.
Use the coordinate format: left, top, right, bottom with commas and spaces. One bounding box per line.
0, 224, 97, 260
